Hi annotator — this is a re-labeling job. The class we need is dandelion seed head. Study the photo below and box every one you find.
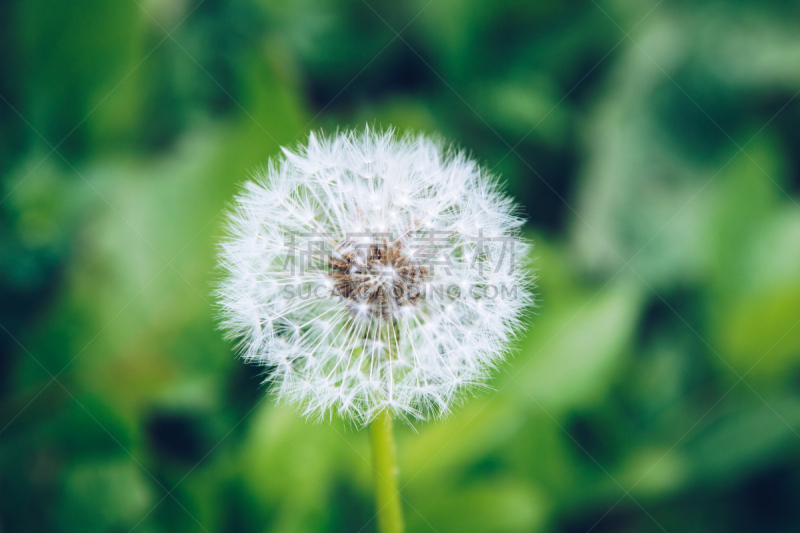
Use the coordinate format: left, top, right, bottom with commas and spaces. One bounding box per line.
217, 127, 532, 425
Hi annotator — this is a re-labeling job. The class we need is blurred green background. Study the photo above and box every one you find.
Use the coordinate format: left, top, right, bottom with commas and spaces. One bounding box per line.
2, 0, 800, 531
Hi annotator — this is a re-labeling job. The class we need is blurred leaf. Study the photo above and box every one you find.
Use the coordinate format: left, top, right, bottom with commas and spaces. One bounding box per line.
511, 280, 643, 414
408, 477, 548, 533
474, 78, 570, 147
713, 207, 800, 380
686, 397, 800, 485
240, 402, 368, 533
58, 459, 152, 533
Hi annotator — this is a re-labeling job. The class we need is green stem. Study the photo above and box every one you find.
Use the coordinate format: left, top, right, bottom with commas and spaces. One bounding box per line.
369, 409, 405, 533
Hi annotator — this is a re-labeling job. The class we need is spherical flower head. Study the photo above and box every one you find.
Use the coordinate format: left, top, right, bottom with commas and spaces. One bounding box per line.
217, 128, 532, 425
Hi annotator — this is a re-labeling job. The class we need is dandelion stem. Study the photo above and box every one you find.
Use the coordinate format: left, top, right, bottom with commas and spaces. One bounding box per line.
369, 409, 405, 533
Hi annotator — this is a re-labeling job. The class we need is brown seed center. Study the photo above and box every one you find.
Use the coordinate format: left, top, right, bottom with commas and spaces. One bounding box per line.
328, 237, 427, 321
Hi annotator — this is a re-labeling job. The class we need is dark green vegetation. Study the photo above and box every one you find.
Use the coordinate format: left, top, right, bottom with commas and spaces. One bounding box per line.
2, 0, 800, 531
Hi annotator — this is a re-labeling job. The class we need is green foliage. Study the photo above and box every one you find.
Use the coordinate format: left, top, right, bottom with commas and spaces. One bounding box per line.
2, 0, 800, 532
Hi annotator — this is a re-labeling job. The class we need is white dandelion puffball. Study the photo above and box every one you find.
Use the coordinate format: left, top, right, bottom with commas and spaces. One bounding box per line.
217, 128, 532, 424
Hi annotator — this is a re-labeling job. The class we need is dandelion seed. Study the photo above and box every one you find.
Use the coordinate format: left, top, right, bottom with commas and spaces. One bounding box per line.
216, 127, 532, 425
